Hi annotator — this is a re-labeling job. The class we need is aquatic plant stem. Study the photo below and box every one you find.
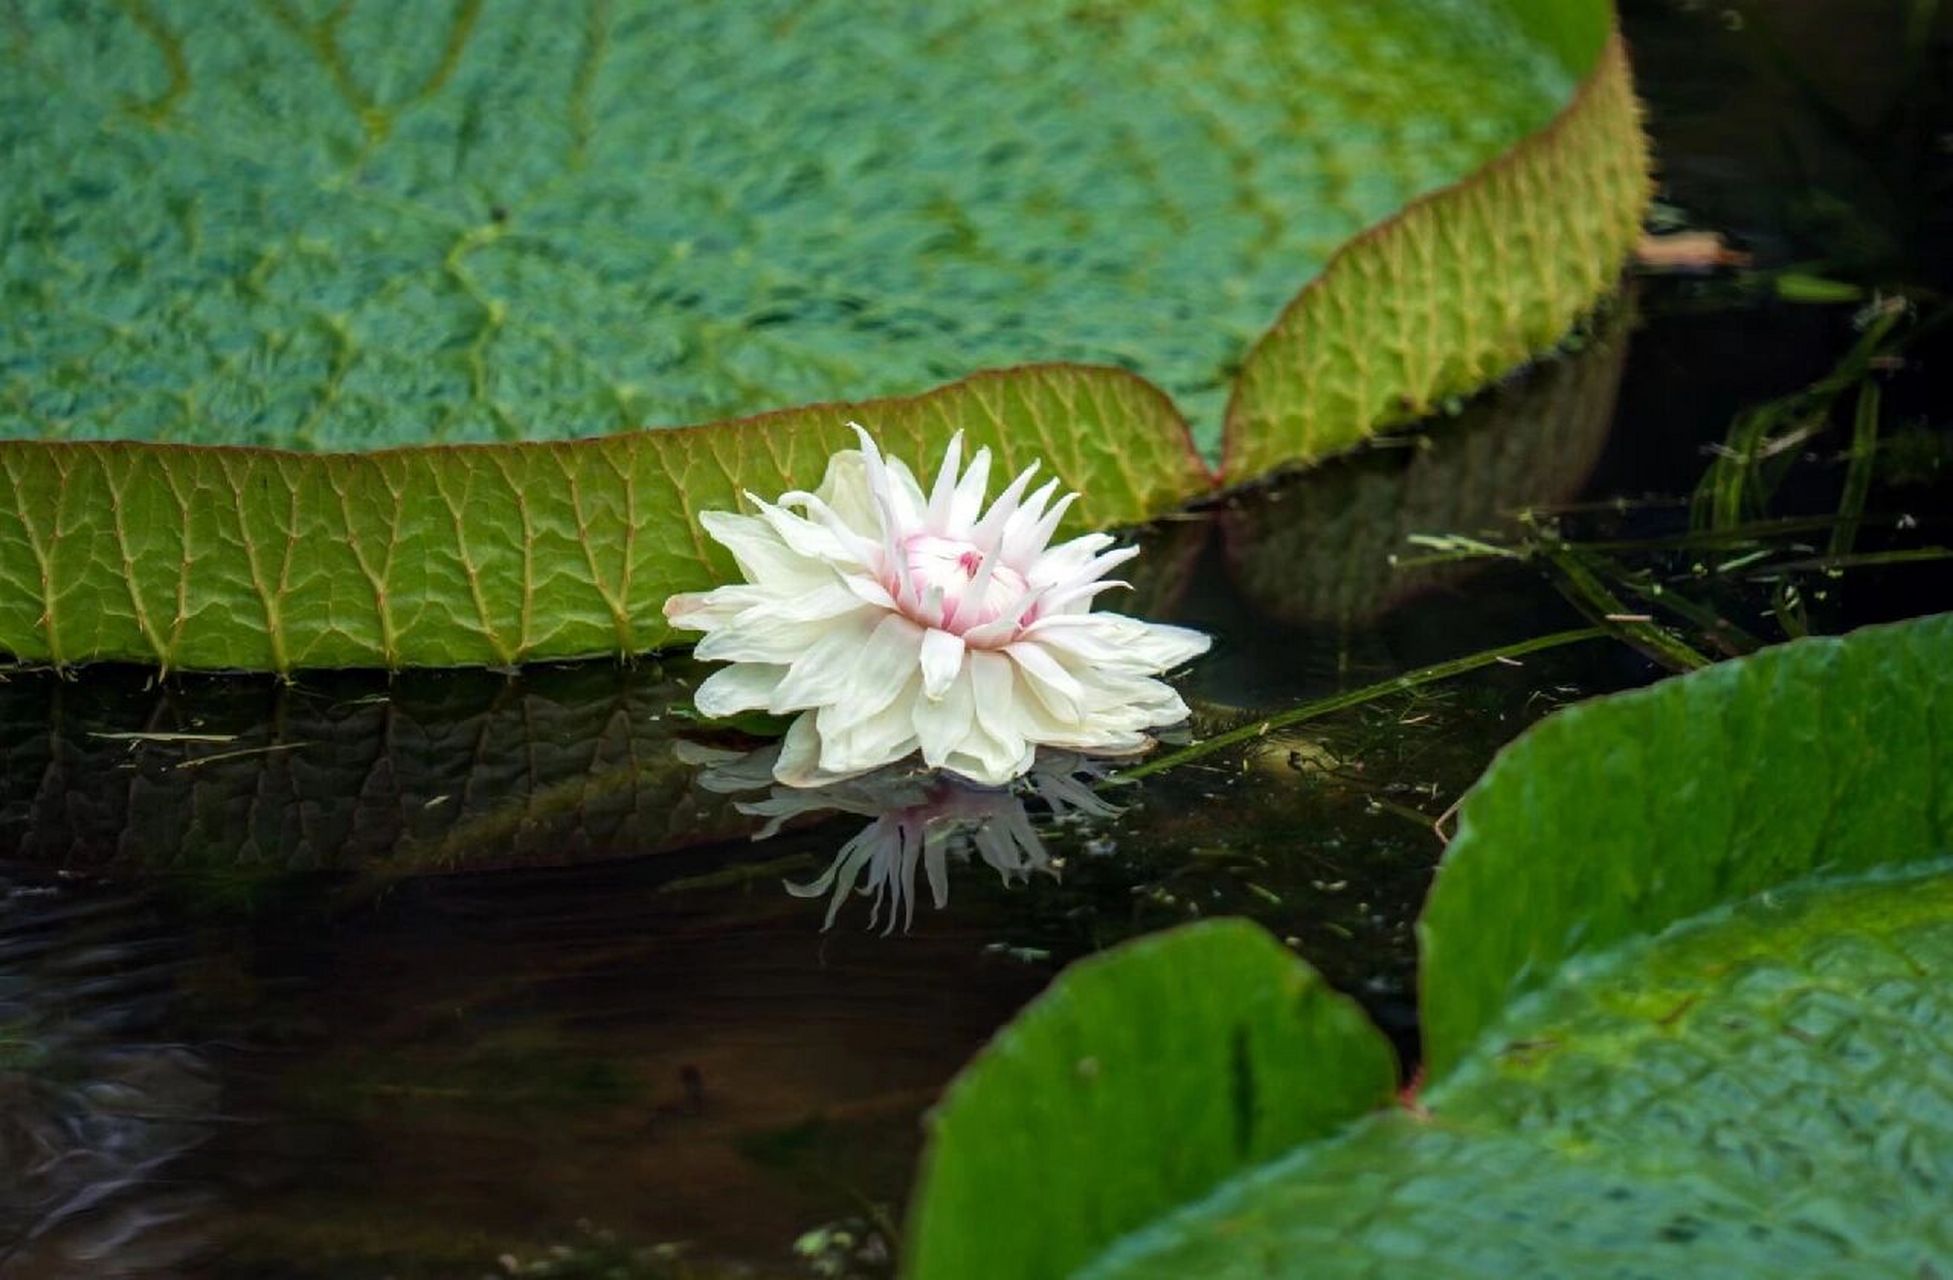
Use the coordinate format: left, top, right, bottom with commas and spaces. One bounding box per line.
1828, 379, 1883, 558
1117, 626, 1610, 782
1691, 305, 1905, 531
1532, 541, 1712, 671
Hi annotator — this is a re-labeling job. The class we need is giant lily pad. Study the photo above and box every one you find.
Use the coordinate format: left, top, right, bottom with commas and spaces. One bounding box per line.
906, 612, 1953, 1278
0, 0, 1647, 670
1222, 298, 1630, 628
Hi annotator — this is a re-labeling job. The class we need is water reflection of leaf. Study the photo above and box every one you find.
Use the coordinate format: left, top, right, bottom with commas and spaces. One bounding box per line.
0, 543, 1212, 889
681, 743, 1118, 933
0, 662, 753, 883
1221, 302, 1630, 628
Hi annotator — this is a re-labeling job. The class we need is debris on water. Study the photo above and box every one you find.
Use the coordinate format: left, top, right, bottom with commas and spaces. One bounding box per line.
88, 730, 236, 744
1634, 229, 1752, 272
983, 942, 1053, 964
171, 742, 309, 770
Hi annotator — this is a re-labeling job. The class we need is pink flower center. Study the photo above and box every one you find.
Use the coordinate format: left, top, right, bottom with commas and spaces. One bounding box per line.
900, 534, 1029, 634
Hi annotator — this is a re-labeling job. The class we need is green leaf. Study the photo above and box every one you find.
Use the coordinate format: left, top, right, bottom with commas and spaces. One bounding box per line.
906, 921, 1396, 1280
1221, 300, 1629, 628
906, 613, 1953, 1278
0, 0, 1647, 670
1084, 864, 1953, 1277
0, 370, 1204, 669
1219, 12, 1648, 481
1420, 609, 1953, 1078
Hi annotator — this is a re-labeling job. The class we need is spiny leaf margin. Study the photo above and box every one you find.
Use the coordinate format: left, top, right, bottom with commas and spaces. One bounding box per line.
1221, 33, 1650, 481
0, 1, 1647, 671
0, 365, 1203, 670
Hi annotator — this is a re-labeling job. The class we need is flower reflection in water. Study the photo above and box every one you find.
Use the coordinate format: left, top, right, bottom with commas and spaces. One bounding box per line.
680, 743, 1118, 932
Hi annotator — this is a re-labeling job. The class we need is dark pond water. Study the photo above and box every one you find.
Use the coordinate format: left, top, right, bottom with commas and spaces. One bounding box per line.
4, 2, 1951, 1276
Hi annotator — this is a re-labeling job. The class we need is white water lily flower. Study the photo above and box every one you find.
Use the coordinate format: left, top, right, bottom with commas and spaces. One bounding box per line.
665, 425, 1211, 787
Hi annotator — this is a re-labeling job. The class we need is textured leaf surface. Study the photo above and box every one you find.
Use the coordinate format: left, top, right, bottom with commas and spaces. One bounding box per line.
0, 0, 1646, 669
6, 0, 1572, 449
1421, 610, 1953, 1078
1221, 32, 1648, 478
1088, 865, 1953, 1278
1222, 301, 1628, 627
905, 921, 1396, 1280
0, 369, 1199, 667
906, 614, 1953, 1279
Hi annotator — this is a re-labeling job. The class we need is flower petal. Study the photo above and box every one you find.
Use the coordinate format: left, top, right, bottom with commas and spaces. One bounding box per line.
745, 496, 871, 574
1003, 640, 1085, 720
913, 665, 976, 769
695, 612, 832, 664
918, 627, 966, 700
1029, 531, 1116, 588
943, 651, 1036, 785
971, 460, 1042, 546
819, 612, 928, 734
698, 510, 829, 588
815, 677, 922, 778
944, 444, 992, 536
1003, 486, 1076, 564
767, 611, 884, 711
811, 449, 880, 537
694, 662, 787, 718
757, 581, 881, 623
1028, 613, 1212, 672
774, 712, 877, 788
663, 583, 766, 632
851, 423, 927, 531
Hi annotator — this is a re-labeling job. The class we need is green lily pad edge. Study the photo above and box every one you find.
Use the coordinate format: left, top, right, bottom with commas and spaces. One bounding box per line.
905, 611, 1953, 1279
0, 0, 1647, 671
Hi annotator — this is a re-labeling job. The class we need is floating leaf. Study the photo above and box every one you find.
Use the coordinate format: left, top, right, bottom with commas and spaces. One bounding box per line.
0, 525, 1201, 878
906, 921, 1397, 1280
1076, 865, 1953, 1277
1220, 10, 1646, 480
906, 613, 1953, 1278
0, 0, 1647, 669
1221, 300, 1629, 628
1420, 607, 1953, 1077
